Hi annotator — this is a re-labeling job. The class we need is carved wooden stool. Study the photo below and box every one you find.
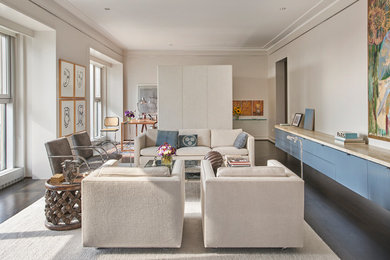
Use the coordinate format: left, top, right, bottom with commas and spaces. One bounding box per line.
44, 180, 82, 231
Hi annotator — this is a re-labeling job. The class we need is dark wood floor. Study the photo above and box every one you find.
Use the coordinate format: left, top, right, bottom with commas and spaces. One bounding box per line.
0, 178, 45, 224
1, 141, 390, 260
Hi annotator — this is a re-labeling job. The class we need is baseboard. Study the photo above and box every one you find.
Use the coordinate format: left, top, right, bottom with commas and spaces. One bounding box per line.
255, 138, 275, 144
0, 168, 24, 190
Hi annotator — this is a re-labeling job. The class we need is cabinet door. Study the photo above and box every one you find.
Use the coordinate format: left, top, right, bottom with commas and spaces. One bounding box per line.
207, 65, 232, 129
158, 66, 183, 129
182, 66, 208, 129
335, 152, 368, 198
302, 139, 336, 179
368, 162, 390, 210
275, 129, 290, 154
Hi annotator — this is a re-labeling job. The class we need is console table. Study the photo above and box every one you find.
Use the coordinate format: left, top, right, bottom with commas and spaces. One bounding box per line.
275, 125, 390, 211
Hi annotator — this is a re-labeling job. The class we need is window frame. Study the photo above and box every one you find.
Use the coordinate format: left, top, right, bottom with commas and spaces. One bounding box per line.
90, 61, 104, 138
0, 33, 12, 103
0, 33, 15, 172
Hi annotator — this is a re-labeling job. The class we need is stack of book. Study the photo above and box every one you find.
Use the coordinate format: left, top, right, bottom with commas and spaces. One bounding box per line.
335, 131, 365, 144
226, 156, 251, 167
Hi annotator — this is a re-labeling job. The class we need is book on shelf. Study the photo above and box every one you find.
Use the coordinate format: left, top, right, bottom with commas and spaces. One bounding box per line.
334, 136, 365, 144
336, 131, 359, 139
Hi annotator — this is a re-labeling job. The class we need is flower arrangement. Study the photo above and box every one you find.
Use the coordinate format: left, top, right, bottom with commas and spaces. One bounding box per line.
124, 110, 135, 121
233, 106, 242, 119
158, 142, 176, 165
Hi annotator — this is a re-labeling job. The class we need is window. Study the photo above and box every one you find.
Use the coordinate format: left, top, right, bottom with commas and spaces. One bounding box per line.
90, 63, 103, 138
0, 33, 14, 172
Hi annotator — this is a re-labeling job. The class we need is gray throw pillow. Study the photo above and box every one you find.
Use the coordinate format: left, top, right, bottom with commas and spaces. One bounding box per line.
178, 135, 198, 148
233, 132, 248, 149
156, 130, 179, 149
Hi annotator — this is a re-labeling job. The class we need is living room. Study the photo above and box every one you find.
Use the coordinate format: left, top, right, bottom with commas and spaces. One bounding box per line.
0, 0, 390, 259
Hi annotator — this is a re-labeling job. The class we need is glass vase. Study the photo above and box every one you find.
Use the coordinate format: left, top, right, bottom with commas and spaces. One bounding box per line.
161, 156, 172, 166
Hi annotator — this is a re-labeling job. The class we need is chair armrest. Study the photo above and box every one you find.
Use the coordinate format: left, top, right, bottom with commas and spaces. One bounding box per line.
71, 146, 106, 162
246, 133, 255, 166
99, 140, 119, 153
134, 133, 147, 166
48, 155, 91, 170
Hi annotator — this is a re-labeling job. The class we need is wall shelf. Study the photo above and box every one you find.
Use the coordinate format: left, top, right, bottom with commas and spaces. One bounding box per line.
233, 118, 267, 121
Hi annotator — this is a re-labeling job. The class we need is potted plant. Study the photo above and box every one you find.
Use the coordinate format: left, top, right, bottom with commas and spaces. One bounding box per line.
124, 110, 135, 122
158, 142, 176, 165
233, 106, 242, 120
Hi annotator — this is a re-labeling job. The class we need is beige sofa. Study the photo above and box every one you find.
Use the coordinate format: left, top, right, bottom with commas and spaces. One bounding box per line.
134, 129, 255, 167
82, 160, 185, 248
201, 159, 304, 248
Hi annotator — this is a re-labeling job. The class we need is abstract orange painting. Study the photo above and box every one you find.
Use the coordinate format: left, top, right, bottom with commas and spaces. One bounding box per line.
241, 101, 252, 116
252, 100, 264, 116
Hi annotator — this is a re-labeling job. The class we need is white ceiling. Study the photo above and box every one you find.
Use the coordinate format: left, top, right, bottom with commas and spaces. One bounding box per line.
55, 0, 339, 51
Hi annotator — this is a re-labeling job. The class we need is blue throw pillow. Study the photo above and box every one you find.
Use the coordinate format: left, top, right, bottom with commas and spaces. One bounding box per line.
233, 132, 248, 149
178, 135, 198, 148
156, 130, 179, 149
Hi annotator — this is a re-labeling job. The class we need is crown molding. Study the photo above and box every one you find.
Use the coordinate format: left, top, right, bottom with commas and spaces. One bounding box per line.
266, 0, 358, 55
125, 49, 267, 57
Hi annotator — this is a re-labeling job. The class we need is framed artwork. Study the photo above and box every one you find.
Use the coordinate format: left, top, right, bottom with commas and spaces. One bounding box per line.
368, 0, 390, 141
59, 60, 74, 98
292, 113, 303, 127
59, 99, 74, 137
75, 99, 86, 133
75, 64, 86, 98
241, 100, 252, 116
252, 100, 264, 116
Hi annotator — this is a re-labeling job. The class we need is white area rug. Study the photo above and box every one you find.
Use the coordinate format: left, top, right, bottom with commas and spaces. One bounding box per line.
0, 197, 338, 259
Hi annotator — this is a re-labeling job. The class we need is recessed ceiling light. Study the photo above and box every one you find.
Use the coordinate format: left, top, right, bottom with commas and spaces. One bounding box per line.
104, 7, 110, 11
280, 7, 287, 11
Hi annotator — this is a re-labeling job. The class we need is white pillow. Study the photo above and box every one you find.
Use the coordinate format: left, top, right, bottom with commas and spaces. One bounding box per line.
211, 129, 242, 148
98, 166, 170, 177
216, 166, 287, 177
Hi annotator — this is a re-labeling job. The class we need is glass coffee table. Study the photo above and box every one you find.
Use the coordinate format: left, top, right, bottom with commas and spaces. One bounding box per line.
144, 159, 201, 180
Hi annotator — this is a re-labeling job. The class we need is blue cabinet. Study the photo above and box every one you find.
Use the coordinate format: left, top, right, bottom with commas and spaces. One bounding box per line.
302, 140, 336, 179
275, 127, 390, 210
368, 162, 390, 210
335, 151, 368, 198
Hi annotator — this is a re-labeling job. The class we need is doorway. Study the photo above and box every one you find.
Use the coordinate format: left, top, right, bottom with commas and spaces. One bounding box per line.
275, 58, 288, 124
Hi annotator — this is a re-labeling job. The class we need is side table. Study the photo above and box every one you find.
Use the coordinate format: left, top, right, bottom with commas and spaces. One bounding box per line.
44, 179, 82, 231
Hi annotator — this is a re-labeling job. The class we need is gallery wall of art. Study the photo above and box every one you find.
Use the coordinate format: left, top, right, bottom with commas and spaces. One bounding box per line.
58, 59, 86, 137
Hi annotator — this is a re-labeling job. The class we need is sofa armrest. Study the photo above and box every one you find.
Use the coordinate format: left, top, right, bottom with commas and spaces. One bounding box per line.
246, 132, 255, 166
134, 133, 146, 166
267, 159, 296, 176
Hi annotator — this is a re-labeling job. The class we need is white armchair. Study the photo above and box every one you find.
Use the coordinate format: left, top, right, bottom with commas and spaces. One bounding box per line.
82, 160, 185, 248
201, 159, 304, 248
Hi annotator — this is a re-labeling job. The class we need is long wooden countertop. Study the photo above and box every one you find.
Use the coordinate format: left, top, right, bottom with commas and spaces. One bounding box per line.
275, 125, 390, 168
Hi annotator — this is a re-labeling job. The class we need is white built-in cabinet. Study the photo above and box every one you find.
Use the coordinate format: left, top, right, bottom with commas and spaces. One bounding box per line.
158, 65, 232, 130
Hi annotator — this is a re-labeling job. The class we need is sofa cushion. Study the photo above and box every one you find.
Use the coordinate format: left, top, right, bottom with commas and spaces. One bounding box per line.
98, 166, 170, 177
140, 146, 159, 156
145, 129, 158, 147
179, 129, 210, 147
178, 134, 198, 148
233, 132, 248, 149
156, 130, 179, 148
176, 146, 211, 156
212, 146, 248, 156
211, 129, 242, 148
216, 166, 287, 177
